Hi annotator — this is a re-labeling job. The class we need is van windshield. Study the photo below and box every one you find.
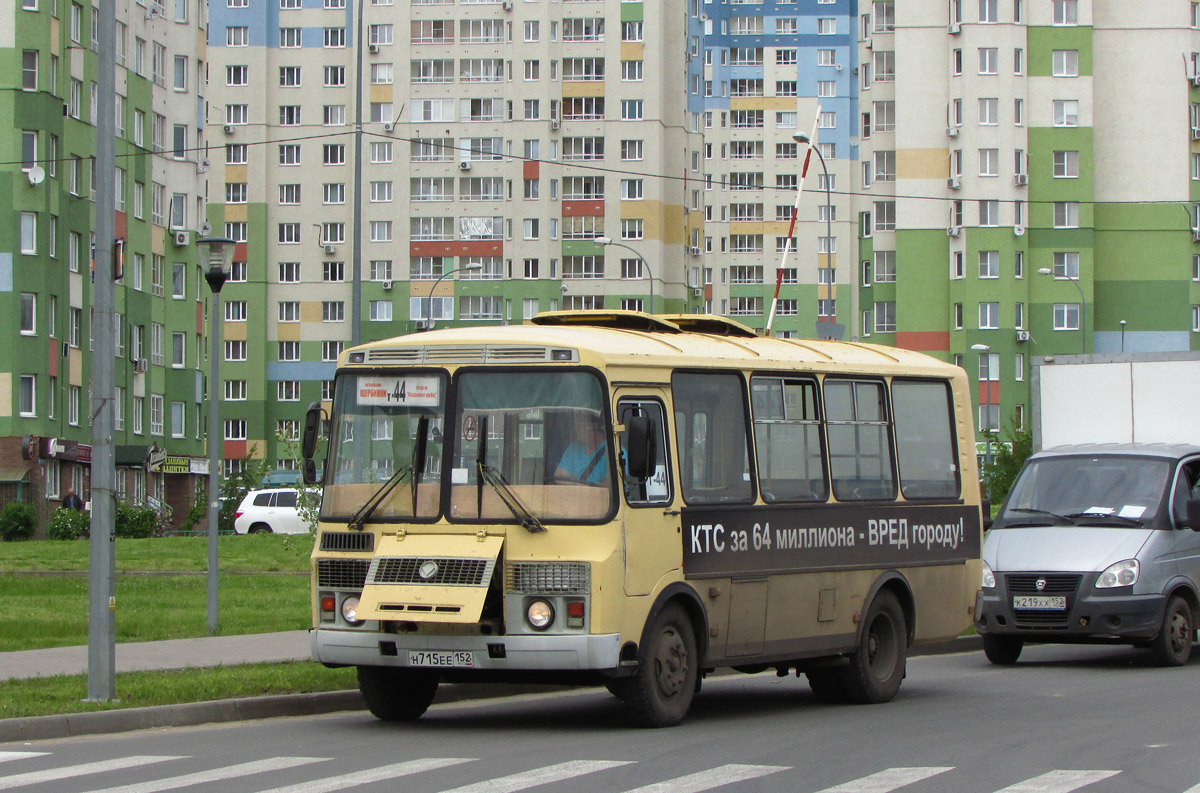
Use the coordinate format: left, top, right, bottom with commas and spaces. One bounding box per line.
996, 456, 1170, 528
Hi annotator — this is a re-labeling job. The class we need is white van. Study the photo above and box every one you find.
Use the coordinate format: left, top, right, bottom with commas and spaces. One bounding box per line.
975, 444, 1200, 666
233, 488, 307, 535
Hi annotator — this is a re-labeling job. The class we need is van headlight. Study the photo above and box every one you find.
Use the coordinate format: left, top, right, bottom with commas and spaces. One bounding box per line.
1096, 559, 1139, 589
981, 560, 996, 589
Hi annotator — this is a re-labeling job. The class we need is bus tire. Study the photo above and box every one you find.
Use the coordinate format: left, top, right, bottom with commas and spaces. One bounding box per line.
982, 634, 1023, 665
620, 603, 697, 727
805, 669, 847, 704
356, 666, 439, 721
837, 590, 906, 704
1150, 595, 1192, 667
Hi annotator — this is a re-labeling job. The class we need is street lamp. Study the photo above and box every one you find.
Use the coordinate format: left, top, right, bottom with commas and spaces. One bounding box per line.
794, 131, 835, 335
198, 236, 235, 635
424, 261, 483, 330
593, 236, 654, 314
1037, 267, 1086, 354
1120, 319, 1127, 353
970, 343, 995, 473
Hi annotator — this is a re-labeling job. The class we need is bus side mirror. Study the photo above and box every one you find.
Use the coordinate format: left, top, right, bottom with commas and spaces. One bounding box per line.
624, 415, 656, 480
302, 402, 322, 459
302, 459, 320, 486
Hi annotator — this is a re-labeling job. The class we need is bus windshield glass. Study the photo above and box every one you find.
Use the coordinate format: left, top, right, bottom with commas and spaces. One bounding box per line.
449, 370, 614, 523
321, 371, 447, 521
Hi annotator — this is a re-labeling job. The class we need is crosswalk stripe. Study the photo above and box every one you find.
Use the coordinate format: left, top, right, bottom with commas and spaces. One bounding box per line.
81, 756, 329, 793
253, 757, 477, 793
621, 763, 788, 793
815, 767, 955, 793
436, 760, 635, 793
0, 756, 185, 791
0, 753, 48, 764
993, 770, 1121, 793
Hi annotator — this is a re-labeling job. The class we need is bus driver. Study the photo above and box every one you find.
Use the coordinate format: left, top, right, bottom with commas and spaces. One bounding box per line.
555, 412, 608, 484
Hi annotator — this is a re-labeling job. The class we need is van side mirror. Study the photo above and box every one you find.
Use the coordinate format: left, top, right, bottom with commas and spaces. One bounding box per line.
1186, 498, 1200, 532
624, 415, 656, 480
981, 498, 992, 531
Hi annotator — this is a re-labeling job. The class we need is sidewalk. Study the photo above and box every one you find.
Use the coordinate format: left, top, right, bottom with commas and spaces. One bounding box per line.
0, 631, 311, 681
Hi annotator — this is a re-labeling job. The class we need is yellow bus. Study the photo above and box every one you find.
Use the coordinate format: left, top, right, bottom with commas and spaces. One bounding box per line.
302, 311, 982, 727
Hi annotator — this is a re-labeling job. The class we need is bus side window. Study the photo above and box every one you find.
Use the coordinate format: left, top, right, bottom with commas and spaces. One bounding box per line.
751, 376, 827, 503
618, 399, 671, 505
672, 372, 754, 505
825, 379, 897, 501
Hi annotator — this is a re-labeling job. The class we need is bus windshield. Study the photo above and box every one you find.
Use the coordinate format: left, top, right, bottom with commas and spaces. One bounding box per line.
448, 370, 614, 523
321, 371, 447, 521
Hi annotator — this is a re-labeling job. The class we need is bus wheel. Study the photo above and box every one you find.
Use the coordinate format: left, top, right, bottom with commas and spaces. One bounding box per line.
622, 603, 698, 727
982, 634, 1023, 665
356, 666, 439, 721
805, 669, 847, 703
1150, 595, 1193, 667
837, 591, 906, 704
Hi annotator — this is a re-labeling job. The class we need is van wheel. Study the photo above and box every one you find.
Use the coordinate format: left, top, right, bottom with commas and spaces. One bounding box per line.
620, 603, 697, 727
249, 523, 272, 534
805, 669, 847, 703
356, 666, 439, 721
837, 591, 906, 704
982, 634, 1024, 665
1150, 595, 1193, 667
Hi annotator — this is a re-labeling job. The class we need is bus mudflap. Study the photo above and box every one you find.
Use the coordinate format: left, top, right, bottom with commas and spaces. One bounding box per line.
354, 534, 503, 624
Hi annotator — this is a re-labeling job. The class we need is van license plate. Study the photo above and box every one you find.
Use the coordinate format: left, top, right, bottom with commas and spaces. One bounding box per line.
409, 651, 474, 668
1012, 595, 1066, 611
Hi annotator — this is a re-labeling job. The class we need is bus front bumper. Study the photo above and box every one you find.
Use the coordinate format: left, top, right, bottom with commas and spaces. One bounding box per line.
311, 628, 624, 672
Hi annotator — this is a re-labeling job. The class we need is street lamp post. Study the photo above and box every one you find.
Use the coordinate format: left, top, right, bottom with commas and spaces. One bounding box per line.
593, 237, 654, 313
424, 262, 483, 330
971, 343, 994, 475
199, 237, 235, 635
1037, 267, 1086, 354
794, 132, 835, 335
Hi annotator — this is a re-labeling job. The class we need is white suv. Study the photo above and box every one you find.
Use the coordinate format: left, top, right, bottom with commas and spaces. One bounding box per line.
233, 489, 307, 535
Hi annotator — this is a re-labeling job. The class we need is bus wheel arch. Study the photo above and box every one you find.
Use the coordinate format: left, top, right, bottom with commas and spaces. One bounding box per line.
637, 583, 710, 667
838, 575, 912, 704
859, 572, 915, 648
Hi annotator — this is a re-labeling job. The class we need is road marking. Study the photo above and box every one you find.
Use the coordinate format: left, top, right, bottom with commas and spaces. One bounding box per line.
0, 756, 185, 791
621, 763, 788, 793
436, 760, 635, 793
254, 758, 477, 793
993, 770, 1121, 793
1182, 783, 1200, 793
0, 753, 47, 764
815, 767, 955, 793
81, 756, 328, 793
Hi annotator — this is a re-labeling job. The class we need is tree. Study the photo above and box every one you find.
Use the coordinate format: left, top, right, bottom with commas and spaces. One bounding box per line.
274, 429, 322, 533
980, 414, 1033, 507
218, 446, 269, 533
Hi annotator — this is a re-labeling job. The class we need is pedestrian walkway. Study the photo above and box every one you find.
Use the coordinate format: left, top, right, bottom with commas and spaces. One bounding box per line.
0, 630, 310, 681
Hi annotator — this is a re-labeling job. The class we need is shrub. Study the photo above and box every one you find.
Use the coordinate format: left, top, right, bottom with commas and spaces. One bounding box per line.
0, 502, 37, 542
114, 501, 156, 539
47, 507, 90, 540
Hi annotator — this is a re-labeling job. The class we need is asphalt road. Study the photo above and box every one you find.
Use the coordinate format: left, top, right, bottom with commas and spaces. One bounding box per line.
4, 643, 1200, 793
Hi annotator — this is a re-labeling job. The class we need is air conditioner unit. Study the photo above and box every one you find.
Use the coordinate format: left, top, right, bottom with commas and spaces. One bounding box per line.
946, 127, 959, 138
1193, 74, 1200, 88
134, 358, 148, 373
223, 124, 234, 135
947, 177, 961, 190
323, 244, 337, 255
173, 230, 190, 246
459, 160, 472, 171
693, 287, 702, 297
368, 43, 379, 54
947, 225, 962, 237
689, 246, 701, 256
1014, 173, 1028, 186
550, 120, 560, 130
948, 21, 961, 34
864, 37, 873, 50
1193, 225, 1200, 242
381, 280, 393, 291
383, 121, 394, 133
1016, 330, 1032, 342
1192, 125, 1200, 141
1014, 225, 1026, 237
502, 0, 512, 8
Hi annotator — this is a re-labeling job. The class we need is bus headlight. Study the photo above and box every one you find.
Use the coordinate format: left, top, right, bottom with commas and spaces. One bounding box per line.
981, 561, 996, 589
1096, 559, 1139, 589
341, 595, 364, 625
526, 599, 554, 630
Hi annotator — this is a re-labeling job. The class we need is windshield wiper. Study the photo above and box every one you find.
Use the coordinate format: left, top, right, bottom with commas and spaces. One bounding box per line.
348, 416, 429, 532
1009, 507, 1073, 524
476, 462, 546, 533
1063, 511, 1144, 527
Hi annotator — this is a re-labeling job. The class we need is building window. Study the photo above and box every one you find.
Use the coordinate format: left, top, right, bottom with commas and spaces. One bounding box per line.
873, 301, 896, 333
1053, 251, 1080, 279
978, 302, 999, 329
978, 47, 997, 75
1054, 303, 1081, 331
1053, 100, 1079, 127
1053, 150, 1080, 178
1052, 50, 1079, 77
979, 200, 999, 227
978, 251, 999, 279
1054, 202, 1080, 228
1053, 0, 1077, 25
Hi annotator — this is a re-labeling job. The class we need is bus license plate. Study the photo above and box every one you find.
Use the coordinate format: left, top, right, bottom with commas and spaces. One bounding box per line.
1012, 595, 1066, 611
409, 651, 474, 668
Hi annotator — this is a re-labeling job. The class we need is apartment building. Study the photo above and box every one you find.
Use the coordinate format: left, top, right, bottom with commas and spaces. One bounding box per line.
1, 0, 210, 528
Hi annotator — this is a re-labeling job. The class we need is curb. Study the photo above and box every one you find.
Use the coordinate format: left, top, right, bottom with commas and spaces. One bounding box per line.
0, 637, 983, 743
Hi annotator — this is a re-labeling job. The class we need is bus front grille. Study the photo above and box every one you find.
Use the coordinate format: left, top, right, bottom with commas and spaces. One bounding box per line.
319, 532, 375, 553
506, 562, 590, 595
369, 557, 496, 587
317, 558, 371, 589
